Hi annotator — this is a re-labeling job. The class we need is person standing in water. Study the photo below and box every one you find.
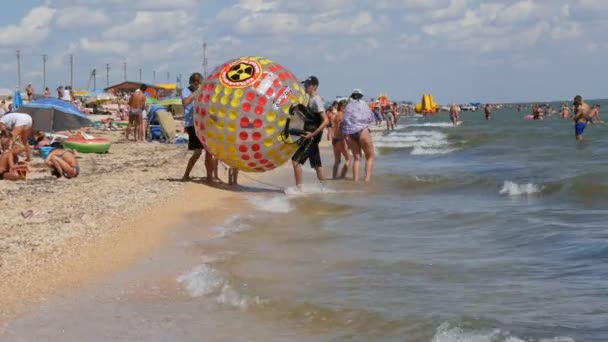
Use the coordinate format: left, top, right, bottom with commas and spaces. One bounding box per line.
449, 103, 460, 126
484, 104, 492, 120
330, 100, 351, 179
573, 95, 591, 141
291, 76, 328, 190
342, 89, 375, 182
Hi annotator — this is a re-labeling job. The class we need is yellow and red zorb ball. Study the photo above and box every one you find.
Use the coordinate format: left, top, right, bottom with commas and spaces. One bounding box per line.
193, 56, 308, 173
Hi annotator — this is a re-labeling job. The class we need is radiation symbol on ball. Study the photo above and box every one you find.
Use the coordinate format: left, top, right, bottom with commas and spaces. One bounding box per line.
220, 59, 262, 88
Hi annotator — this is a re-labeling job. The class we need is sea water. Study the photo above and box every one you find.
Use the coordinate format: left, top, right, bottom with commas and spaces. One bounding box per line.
4, 101, 608, 341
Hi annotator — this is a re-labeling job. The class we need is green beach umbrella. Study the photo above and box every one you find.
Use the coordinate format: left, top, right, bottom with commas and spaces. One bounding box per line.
146, 97, 160, 105
159, 98, 182, 106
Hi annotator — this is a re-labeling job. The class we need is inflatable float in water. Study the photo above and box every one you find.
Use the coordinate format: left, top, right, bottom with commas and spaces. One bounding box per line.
64, 137, 111, 153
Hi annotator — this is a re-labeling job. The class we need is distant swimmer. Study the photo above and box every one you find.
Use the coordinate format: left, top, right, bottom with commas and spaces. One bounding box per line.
573, 95, 591, 141
532, 104, 543, 120
589, 105, 602, 124
561, 104, 571, 119
449, 103, 459, 126
484, 104, 492, 120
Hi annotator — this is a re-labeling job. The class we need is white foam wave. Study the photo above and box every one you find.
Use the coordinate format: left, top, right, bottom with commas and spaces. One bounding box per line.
177, 264, 225, 298
373, 130, 458, 155
432, 322, 573, 342
499, 181, 542, 196
177, 263, 261, 309
431, 323, 521, 342
213, 215, 251, 238
405, 122, 454, 128
248, 195, 293, 213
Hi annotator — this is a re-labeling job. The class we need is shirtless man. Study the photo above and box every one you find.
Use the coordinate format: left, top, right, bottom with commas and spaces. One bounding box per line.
330, 101, 351, 179
0, 112, 33, 161
573, 95, 591, 141
25, 84, 34, 101
127, 85, 147, 141
484, 104, 492, 120
449, 103, 460, 126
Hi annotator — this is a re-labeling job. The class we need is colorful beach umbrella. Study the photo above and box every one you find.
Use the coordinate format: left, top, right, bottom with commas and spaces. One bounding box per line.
20, 98, 93, 132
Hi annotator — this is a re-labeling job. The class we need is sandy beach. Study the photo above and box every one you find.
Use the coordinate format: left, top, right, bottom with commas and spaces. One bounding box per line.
0, 127, 284, 320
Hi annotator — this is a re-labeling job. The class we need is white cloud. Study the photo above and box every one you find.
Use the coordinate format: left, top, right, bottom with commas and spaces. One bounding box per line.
0, 6, 56, 47
56, 7, 110, 28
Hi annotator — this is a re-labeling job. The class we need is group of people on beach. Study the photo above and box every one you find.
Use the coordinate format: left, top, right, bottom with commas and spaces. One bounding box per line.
0, 112, 79, 181
179, 72, 379, 190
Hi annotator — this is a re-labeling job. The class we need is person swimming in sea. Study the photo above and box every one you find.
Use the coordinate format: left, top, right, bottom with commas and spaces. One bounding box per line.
573, 95, 591, 141
330, 100, 351, 179
449, 103, 460, 126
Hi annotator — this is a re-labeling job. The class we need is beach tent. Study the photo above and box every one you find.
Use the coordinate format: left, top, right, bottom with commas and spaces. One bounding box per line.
20, 98, 92, 132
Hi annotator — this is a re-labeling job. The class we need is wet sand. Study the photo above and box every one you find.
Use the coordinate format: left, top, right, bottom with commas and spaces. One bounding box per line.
0, 128, 291, 321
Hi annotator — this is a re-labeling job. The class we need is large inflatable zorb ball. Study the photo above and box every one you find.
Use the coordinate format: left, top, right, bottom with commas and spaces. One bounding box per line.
193, 56, 308, 172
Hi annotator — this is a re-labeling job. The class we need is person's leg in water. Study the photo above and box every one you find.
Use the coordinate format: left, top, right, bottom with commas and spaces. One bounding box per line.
308, 142, 325, 183
182, 148, 202, 181
292, 160, 304, 190
332, 139, 342, 179
346, 134, 363, 182
359, 129, 375, 182
340, 139, 352, 179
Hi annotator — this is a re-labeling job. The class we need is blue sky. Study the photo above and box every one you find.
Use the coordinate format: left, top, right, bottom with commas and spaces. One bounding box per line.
0, 0, 606, 103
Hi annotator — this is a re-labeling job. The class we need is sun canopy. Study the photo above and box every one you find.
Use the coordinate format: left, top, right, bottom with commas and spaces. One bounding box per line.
20, 98, 93, 132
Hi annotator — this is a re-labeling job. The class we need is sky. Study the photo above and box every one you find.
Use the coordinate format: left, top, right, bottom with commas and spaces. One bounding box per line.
0, 0, 606, 103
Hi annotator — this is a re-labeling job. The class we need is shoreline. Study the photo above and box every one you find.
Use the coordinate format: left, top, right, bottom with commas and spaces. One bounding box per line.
0, 128, 283, 322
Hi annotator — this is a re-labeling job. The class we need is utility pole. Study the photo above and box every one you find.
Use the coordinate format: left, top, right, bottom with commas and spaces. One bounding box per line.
153, 70, 156, 82
178, 73, 183, 89
105, 63, 110, 87
16, 50, 22, 90
123, 61, 127, 81
202, 41, 208, 79
69, 54, 74, 88
42, 54, 47, 89
166, 71, 170, 82
138, 68, 142, 82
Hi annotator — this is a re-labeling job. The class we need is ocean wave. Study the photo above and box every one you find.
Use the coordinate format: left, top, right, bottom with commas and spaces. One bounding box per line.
431, 322, 574, 342
373, 130, 458, 155
405, 122, 454, 128
213, 215, 251, 238
177, 263, 263, 309
177, 264, 225, 298
499, 181, 543, 196
247, 195, 293, 213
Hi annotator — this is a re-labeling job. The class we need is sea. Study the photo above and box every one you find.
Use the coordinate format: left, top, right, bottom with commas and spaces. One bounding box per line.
4, 100, 608, 341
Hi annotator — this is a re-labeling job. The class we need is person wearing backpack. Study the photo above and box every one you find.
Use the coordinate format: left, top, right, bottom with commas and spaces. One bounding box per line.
291, 76, 329, 190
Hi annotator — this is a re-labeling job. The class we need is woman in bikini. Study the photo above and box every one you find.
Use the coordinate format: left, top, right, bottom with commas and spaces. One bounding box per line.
342, 89, 375, 182
331, 101, 351, 179
46, 145, 80, 179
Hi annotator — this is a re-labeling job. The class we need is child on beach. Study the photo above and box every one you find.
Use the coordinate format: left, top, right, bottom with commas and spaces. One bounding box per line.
0, 130, 23, 181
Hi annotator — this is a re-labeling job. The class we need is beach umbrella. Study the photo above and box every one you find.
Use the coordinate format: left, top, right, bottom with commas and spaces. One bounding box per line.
19, 98, 93, 132
146, 96, 160, 105
13, 89, 23, 109
159, 97, 182, 106
85, 92, 116, 105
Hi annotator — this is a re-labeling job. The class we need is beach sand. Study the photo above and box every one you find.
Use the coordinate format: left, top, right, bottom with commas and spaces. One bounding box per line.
0, 128, 292, 321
